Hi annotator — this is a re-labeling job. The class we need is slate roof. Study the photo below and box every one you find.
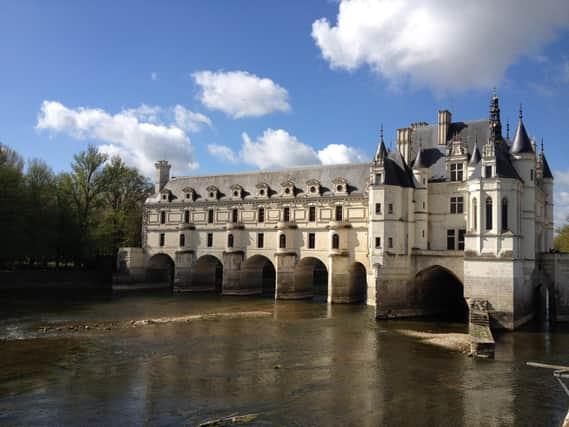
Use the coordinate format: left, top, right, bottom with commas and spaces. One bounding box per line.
383, 150, 414, 187
543, 155, 554, 179
510, 118, 533, 154
146, 163, 370, 203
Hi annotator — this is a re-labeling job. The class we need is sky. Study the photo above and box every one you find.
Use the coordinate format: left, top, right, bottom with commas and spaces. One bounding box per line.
2, 0, 569, 225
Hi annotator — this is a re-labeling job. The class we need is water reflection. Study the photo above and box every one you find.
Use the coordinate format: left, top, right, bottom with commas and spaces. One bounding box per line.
0, 293, 568, 426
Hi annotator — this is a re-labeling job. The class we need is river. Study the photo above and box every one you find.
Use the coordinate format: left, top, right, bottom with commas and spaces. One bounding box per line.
1, 292, 568, 426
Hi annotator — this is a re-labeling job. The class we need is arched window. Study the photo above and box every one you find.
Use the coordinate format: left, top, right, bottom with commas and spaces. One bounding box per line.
485, 197, 493, 231
279, 234, 286, 249
502, 198, 508, 232
332, 233, 340, 249
227, 233, 234, 248
472, 198, 478, 231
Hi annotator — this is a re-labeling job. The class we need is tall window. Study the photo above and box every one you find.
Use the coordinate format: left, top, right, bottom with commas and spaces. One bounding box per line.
207, 233, 213, 247
388, 204, 393, 214
160, 211, 166, 224
485, 197, 493, 230
485, 165, 492, 178
375, 173, 382, 185
258, 208, 265, 223
375, 203, 382, 214
450, 196, 464, 214
447, 229, 455, 250
257, 233, 264, 248
458, 229, 465, 250
388, 237, 393, 248
179, 233, 185, 247
335, 205, 343, 221
184, 210, 190, 224
231, 208, 238, 223
450, 163, 463, 181
279, 234, 286, 249
227, 233, 234, 248
375, 237, 381, 248
308, 233, 315, 249
309, 206, 316, 222
472, 198, 478, 231
283, 207, 290, 222
332, 233, 340, 249
530, 169, 534, 181
159, 233, 165, 247
208, 209, 214, 224
502, 198, 508, 232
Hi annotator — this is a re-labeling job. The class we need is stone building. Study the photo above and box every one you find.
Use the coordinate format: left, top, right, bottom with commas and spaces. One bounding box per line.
119, 95, 569, 330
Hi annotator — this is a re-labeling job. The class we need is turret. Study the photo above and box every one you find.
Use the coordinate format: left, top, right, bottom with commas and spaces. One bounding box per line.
468, 140, 481, 178
541, 140, 554, 250
412, 145, 429, 250
155, 160, 171, 193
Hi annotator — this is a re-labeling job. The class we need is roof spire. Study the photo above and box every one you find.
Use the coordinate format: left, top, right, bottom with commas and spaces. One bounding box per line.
380, 123, 384, 144
489, 91, 503, 142
541, 137, 544, 153
519, 103, 523, 120
506, 120, 510, 140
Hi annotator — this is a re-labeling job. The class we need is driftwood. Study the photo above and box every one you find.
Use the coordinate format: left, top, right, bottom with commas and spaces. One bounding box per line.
197, 413, 258, 426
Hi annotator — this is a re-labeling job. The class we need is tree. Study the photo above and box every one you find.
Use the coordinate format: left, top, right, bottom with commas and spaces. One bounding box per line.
554, 216, 569, 253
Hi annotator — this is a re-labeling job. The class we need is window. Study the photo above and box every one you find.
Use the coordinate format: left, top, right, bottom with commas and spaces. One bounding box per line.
207, 233, 213, 247
422, 201, 425, 209
485, 165, 492, 178
450, 196, 464, 214
279, 234, 286, 249
502, 198, 508, 231
179, 233, 185, 247
335, 205, 343, 221
486, 197, 493, 230
258, 207, 265, 223
530, 169, 534, 181
375, 237, 381, 248
159, 233, 165, 247
227, 233, 234, 248
375, 203, 382, 214
332, 233, 340, 249
160, 211, 166, 224
375, 173, 382, 185
208, 209, 214, 224
388, 204, 393, 214
472, 198, 478, 231
257, 233, 264, 248
184, 210, 190, 224
283, 207, 290, 222
186, 193, 191, 199
450, 163, 463, 181
422, 230, 425, 238
308, 233, 316, 249
388, 237, 393, 248
309, 206, 316, 222
232, 208, 238, 223
458, 229, 465, 250
447, 229, 455, 250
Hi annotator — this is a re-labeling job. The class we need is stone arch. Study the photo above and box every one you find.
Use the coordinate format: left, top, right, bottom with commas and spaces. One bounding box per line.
414, 265, 469, 322
347, 262, 367, 303
147, 253, 175, 286
193, 255, 223, 292
240, 255, 276, 296
293, 257, 329, 301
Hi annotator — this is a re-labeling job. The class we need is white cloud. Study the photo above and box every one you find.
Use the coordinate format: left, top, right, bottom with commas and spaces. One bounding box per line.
173, 105, 212, 132
312, 0, 569, 92
192, 70, 290, 118
555, 170, 569, 227
36, 100, 200, 176
207, 128, 367, 169
207, 144, 238, 163
317, 143, 367, 164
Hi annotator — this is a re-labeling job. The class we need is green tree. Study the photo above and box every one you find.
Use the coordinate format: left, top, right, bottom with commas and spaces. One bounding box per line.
0, 143, 26, 267
554, 215, 569, 253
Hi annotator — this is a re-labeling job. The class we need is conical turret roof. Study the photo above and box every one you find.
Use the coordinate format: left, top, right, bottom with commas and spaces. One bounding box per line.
542, 155, 553, 179
510, 118, 533, 154
413, 145, 427, 169
469, 143, 481, 165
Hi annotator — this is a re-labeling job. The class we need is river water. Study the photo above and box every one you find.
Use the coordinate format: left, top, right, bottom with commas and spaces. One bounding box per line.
1, 292, 568, 426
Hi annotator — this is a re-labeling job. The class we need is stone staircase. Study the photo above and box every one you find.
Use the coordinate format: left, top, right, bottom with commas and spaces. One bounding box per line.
468, 298, 495, 358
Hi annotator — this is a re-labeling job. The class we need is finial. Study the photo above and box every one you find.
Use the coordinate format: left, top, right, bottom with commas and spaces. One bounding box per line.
380, 123, 384, 143
541, 137, 544, 153
506, 120, 510, 139
519, 103, 523, 120
492, 86, 497, 99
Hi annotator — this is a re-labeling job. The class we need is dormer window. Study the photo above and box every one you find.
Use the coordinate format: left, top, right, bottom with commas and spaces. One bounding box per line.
450, 163, 463, 181
160, 189, 172, 202
230, 184, 243, 200
332, 177, 348, 194
182, 187, 195, 201
305, 179, 321, 196
256, 183, 270, 199
280, 180, 295, 198
206, 185, 219, 200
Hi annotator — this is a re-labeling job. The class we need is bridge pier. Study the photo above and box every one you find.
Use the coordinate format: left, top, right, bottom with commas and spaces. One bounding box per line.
275, 252, 305, 299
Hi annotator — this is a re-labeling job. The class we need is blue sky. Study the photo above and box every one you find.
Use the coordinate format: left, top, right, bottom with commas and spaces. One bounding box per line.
1, 0, 569, 224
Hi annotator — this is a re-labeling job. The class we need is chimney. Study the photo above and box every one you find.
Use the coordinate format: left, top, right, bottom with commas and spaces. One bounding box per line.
155, 160, 171, 193
396, 128, 411, 163
438, 110, 451, 145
